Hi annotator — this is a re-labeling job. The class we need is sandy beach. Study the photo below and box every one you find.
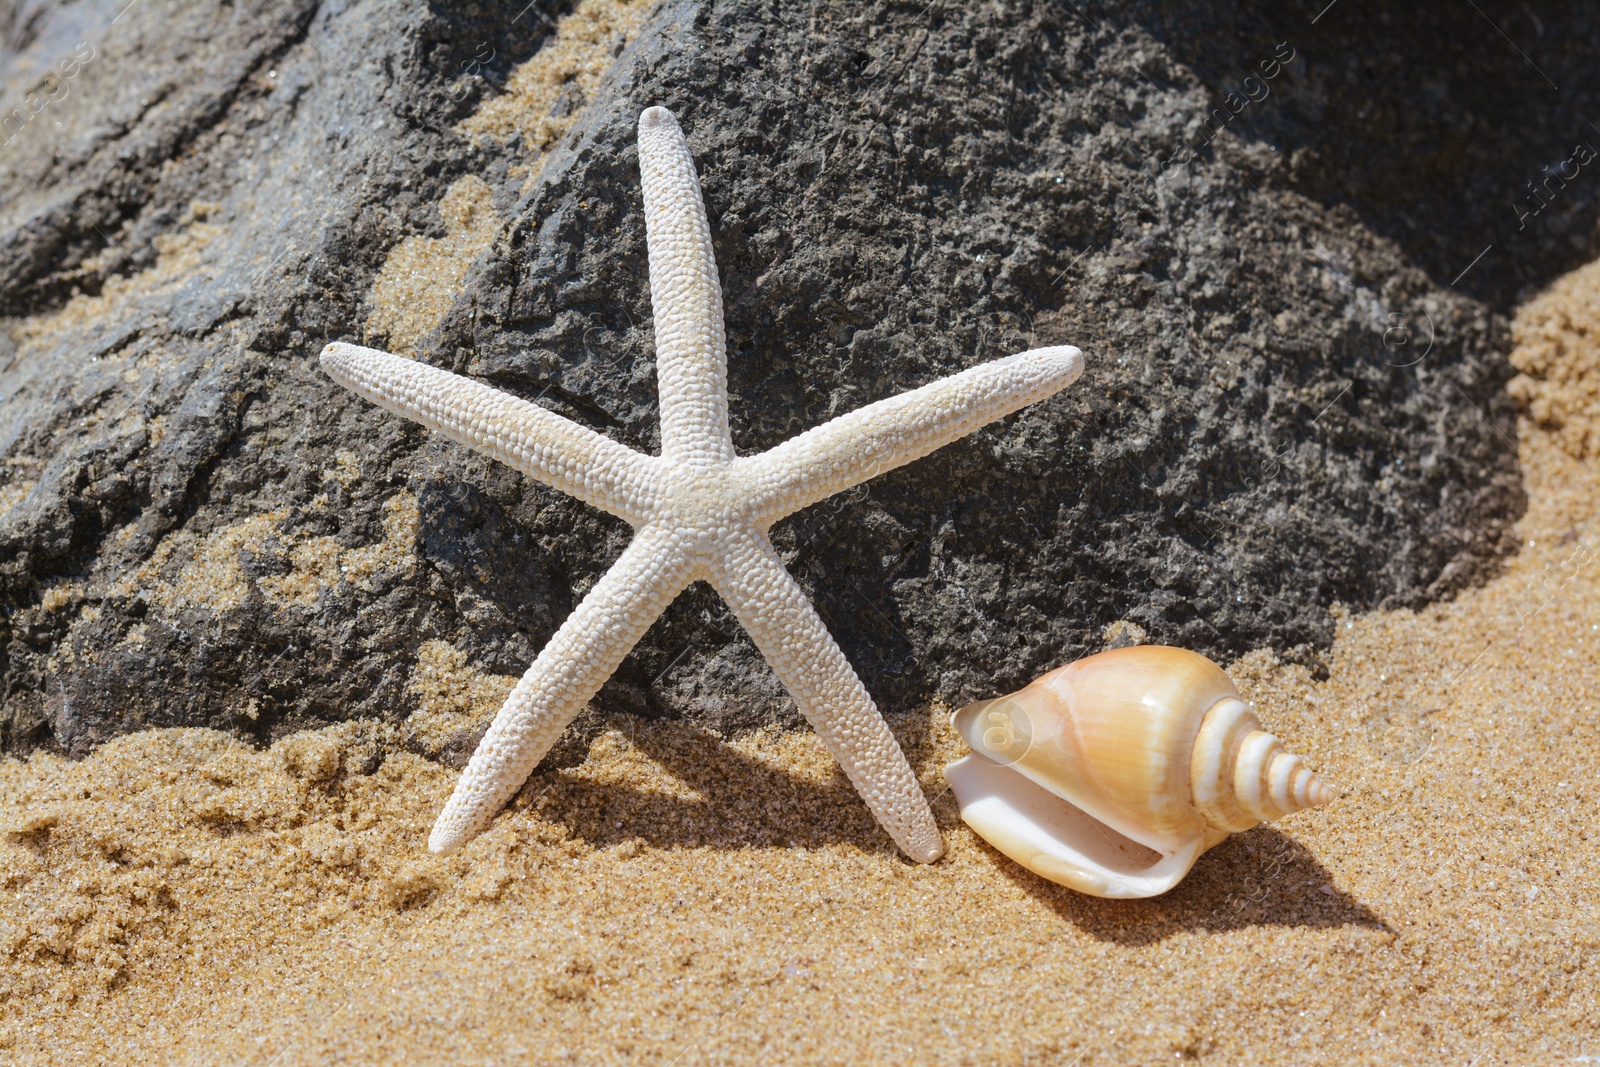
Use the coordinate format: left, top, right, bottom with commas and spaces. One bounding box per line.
2, 257, 1597, 1064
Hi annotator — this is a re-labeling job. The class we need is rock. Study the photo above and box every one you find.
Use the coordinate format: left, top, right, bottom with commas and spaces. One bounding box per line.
1, 0, 1596, 756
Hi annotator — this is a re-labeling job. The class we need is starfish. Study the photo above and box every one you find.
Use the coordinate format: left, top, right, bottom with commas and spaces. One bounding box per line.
321, 105, 1083, 862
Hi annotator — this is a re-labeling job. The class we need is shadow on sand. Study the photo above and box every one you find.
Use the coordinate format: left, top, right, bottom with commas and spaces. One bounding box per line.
476, 709, 1387, 943
983, 824, 1389, 945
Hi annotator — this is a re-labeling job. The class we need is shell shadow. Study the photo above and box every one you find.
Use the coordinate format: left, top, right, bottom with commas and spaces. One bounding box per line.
979, 823, 1390, 945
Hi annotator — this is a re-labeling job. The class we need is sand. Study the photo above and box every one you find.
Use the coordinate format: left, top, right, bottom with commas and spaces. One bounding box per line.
0, 266, 1596, 1064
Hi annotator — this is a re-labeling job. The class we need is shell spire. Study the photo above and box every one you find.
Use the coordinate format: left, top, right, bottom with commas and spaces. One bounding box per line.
1189, 696, 1334, 832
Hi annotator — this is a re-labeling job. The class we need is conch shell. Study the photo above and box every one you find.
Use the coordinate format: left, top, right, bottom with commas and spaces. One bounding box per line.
943, 646, 1333, 898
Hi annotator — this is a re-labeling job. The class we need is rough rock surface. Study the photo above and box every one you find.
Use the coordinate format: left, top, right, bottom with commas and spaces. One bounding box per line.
1, 0, 1597, 756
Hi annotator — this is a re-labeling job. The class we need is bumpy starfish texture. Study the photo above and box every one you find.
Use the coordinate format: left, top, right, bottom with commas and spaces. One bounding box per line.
322, 105, 1084, 863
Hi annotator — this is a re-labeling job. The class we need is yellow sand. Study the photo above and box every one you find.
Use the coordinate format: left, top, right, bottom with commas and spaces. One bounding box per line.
9, 201, 223, 356
456, 0, 654, 168
1509, 259, 1600, 459
365, 176, 499, 356
2, 265, 1597, 1063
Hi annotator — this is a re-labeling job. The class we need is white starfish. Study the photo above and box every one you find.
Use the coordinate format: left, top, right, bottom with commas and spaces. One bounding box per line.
321, 105, 1083, 862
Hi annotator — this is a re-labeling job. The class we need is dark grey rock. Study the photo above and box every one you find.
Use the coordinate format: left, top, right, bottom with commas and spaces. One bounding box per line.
1, 0, 1596, 757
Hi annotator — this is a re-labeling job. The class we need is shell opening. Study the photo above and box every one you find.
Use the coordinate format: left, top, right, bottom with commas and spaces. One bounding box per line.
943, 754, 1204, 899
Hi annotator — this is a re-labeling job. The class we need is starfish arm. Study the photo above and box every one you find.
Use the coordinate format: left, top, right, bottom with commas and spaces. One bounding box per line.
637, 107, 734, 465
709, 527, 944, 863
428, 523, 697, 855
322, 342, 659, 525
738, 345, 1084, 525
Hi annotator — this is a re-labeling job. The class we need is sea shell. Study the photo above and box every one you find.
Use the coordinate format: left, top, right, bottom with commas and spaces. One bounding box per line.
943, 645, 1333, 898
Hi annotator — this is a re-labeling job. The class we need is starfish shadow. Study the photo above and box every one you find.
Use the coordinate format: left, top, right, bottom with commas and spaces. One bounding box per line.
503, 709, 941, 856
973, 823, 1390, 944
